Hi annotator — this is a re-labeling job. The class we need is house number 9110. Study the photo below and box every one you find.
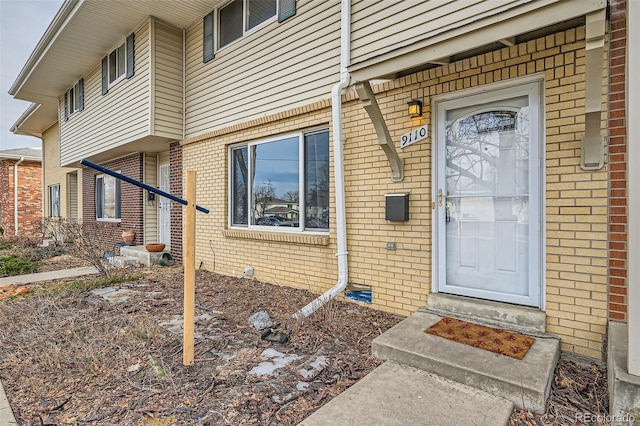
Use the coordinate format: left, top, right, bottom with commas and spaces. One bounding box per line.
400, 124, 428, 148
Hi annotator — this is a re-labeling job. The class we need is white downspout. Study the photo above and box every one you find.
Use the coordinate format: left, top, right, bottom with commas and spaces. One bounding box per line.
14, 157, 24, 235
295, 0, 351, 318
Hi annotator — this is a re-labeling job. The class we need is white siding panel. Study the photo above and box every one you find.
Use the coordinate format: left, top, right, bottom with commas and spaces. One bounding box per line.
184, 0, 341, 137
152, 20, 183, 140
60, 23, 152, 165
350, 0, 527, 65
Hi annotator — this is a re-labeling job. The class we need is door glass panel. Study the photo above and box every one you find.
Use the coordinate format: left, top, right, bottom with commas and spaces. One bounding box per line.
445, 97, 530, 297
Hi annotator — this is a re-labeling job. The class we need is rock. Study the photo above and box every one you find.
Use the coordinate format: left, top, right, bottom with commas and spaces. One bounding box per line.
249, 311, 273, 330
261, 328, 290, 344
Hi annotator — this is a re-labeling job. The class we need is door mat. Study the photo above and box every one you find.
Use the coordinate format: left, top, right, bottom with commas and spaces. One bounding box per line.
425, 317, 535, 360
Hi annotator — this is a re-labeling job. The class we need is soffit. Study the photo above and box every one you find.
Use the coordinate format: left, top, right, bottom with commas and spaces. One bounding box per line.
10, 0, 224, 104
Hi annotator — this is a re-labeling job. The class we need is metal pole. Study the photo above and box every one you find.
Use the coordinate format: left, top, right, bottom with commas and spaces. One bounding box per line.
81, 159, 209, 214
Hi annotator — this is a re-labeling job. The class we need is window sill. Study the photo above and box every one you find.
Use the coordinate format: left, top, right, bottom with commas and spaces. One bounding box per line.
223, 229, 330, 246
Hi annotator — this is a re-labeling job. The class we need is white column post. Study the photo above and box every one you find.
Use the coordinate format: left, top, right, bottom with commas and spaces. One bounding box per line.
627, 0, 640, 377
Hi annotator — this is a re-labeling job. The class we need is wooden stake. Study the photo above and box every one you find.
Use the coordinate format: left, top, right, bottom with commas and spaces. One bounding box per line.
183, 170, 196, 366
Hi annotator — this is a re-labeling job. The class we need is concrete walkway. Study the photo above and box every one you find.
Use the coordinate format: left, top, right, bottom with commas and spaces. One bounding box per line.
301, 361, 514, 426
0, 266, 98, 286
0, 266, 99, 425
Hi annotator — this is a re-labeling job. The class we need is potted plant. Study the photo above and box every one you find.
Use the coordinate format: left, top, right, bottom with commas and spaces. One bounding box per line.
122, 229, 135, 244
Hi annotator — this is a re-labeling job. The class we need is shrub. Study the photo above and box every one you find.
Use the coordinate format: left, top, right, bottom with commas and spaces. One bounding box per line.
0, 255, 38, 277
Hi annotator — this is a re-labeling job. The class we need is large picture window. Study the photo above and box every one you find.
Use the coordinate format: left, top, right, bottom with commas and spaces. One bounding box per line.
48, 184, 60, 218
96, 174, 121, 220
230, 129, 329, 231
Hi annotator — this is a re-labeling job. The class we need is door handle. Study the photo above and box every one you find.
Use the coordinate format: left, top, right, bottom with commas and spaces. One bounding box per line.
446, 202, 451, 223
438, 189, 443, 207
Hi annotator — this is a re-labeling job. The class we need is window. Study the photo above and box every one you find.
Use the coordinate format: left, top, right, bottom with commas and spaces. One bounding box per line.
64, 79, 83, 121
48, 184, 60, 218
96, 174, 121, 220
108, 41, 127, 84
102, 33, 134, 95
230, 129, 329, 231
204, 0, 296, 61
219, 0, 276, 48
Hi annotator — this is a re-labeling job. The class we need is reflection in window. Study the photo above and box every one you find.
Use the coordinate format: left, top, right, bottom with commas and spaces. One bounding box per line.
305, 131, 330, 229
232, 147, 249, 225
96, 174, 121, 220
229, 130, 329, 231
49, 184, 60, 218
445, 105, 529, 197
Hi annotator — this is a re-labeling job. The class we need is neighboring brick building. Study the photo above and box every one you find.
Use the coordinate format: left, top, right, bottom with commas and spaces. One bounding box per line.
0, 148, 42, 237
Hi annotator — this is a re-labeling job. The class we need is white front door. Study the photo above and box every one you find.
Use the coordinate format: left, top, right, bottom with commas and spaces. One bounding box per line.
434, 82, 542, 307
158, 164, 171, 246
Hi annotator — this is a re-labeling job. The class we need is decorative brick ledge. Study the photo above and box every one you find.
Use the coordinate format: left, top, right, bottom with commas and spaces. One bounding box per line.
222, 229, 330, 246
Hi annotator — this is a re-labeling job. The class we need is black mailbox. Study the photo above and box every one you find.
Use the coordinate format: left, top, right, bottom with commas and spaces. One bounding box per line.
385, 193, 409, 221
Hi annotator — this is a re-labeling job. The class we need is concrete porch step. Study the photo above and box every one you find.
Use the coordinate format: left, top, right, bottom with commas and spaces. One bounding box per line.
120, 246, 170, 267
108, 255, 139, 268
371, 310, 560, 413
301, 361, 514, 426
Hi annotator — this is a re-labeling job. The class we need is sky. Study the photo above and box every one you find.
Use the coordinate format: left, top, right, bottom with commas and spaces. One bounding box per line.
0, 0, 63, 151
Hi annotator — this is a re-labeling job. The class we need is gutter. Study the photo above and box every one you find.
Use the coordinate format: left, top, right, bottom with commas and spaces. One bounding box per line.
14, 157, 25, 236
294, 0, 351, 318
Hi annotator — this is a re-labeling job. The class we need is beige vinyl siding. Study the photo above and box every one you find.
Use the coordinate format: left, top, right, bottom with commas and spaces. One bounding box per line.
143, 153, 158, 244
184, 0, 341, 138
152, 19, 183, 140
43, 123, 83, 221
350, 0, 528, 66
67, 172, 79, 221
59, 22, 152, 166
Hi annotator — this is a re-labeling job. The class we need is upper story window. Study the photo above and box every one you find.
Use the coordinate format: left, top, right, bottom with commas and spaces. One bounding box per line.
108, 41, 127, 84
219, 0, 276, 48
101, 33, 135, 95
64, 79, 83, 121
204, 0, 296, 62
229, 129, 329, 232
96, 173, 121, 221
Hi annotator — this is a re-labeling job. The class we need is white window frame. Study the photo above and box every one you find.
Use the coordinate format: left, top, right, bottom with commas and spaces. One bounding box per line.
218, 0, 277, 50
228, 128, 330, 233
65, 81, 81, 117
48, 184, 61, 218
96, 173, 121, 222
107, 41, 127, 87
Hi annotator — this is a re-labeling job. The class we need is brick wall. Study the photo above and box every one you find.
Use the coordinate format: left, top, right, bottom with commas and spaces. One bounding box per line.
0, 159, 42, 236
170, 142, 183, 262
183, 25, 609, 359
0, 161, 11, 233
82, 153, 144, 248
607, 0, 628, 322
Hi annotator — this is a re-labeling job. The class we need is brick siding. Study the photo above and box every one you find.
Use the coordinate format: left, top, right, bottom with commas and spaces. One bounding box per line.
0, 159, 42, 236
170, 142, 183, 262
183, 25, 609, 359
82, 154, 144, 248
607, 0, 628, 322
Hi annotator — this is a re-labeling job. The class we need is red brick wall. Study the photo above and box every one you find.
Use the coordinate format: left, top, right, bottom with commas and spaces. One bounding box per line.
0, 161, 11, 233
170, 142, 183, 262
0, 159, 42, 236
608, 0, 628, 321
82, 154, 144, 248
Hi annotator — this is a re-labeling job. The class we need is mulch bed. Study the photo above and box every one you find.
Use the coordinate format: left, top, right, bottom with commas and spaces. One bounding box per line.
0, 257, 611, 425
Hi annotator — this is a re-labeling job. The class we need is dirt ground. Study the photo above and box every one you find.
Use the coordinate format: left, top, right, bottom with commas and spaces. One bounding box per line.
0, 256, 610, 425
